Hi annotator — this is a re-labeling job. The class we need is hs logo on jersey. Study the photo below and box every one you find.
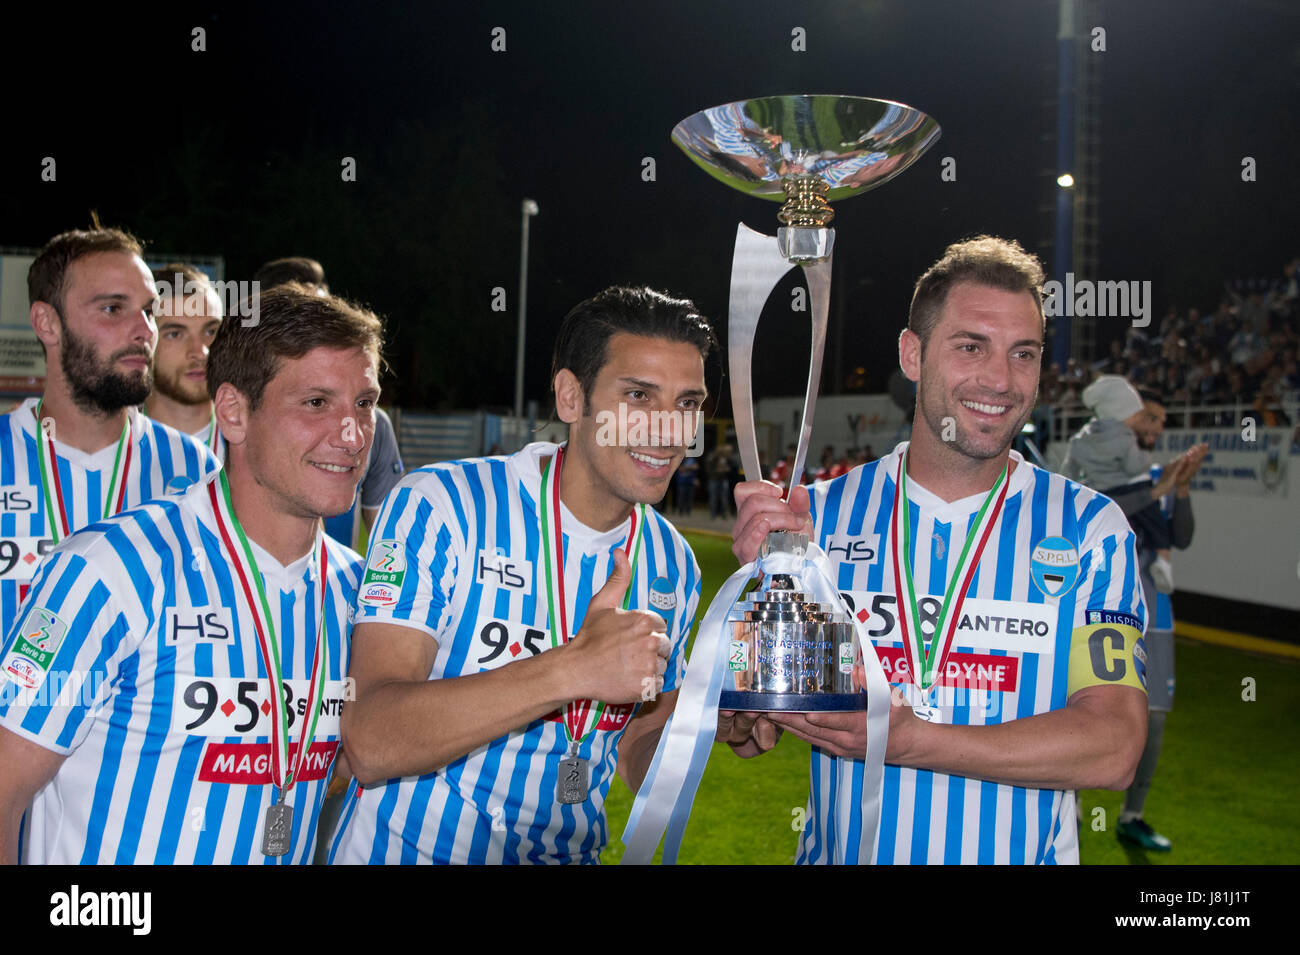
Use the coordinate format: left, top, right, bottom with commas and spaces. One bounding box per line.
824, 535, 879, 562
166, 607, 234, 643
0, 488, 36, 512
477, 550, 533, 593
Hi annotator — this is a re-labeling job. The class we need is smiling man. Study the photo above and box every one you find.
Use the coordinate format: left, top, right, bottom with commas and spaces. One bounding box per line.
144, 263, 225, 459
0, 284, 381, 863
0, 230, 217, 642
332, 285, 713, 864
723, 236, 1150, 865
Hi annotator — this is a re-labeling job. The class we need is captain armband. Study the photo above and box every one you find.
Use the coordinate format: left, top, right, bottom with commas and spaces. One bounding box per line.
1067, 622, 1147, 695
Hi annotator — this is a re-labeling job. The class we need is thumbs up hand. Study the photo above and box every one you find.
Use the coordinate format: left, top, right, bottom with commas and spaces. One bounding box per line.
562, 549, 671, 704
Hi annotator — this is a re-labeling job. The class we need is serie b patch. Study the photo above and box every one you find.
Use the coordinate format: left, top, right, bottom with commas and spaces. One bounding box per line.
2, 606, 69, 691
359, 539, 407, 607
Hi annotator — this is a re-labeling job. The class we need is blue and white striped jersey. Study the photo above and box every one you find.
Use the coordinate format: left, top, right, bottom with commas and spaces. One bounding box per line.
0, 398, 218, 639
0, 470, 364, 864
801, 443, 1146, 865
330, 442, 701, 865
191, 418, 227, 465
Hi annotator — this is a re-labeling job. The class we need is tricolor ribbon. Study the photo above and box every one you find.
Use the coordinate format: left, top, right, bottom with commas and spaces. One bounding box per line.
209, 472, 329, 796
622, 542, 893, 864
891, 450, 1008, 695
35, 401, 133, 543
539, 445, 646, 747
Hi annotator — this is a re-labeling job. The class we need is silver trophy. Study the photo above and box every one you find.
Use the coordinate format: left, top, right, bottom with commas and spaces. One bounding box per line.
674, 95, 940, 712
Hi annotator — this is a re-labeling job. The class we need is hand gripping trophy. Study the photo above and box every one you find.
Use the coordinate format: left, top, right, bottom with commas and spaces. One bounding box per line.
623, 95, 940, 863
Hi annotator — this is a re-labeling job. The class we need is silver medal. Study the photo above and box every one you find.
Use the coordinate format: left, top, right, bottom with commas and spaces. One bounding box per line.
557, 753, 589, 804
261, 800, 292, 857
912, 704, 941, 723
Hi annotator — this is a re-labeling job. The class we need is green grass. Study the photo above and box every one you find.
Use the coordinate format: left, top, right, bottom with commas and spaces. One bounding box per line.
603, 531, 1300, 865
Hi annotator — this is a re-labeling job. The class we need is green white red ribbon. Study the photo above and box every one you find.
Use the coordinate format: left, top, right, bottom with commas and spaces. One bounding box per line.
539, 444, 646, 747
209, 471, 329, 796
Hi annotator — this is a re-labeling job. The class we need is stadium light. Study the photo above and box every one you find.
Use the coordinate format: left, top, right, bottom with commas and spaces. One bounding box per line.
514, 199, 540, 421
1057, 172, 1075, 188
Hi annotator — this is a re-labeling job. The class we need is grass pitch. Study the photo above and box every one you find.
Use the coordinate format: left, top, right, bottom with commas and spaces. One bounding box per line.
602, 531, 1300, 865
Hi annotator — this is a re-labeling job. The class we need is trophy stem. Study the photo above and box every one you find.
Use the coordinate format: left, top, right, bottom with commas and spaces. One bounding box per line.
777, 175, 835, 228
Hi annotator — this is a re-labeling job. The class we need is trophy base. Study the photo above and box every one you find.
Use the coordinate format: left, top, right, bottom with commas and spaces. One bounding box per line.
718, 690, 866, 713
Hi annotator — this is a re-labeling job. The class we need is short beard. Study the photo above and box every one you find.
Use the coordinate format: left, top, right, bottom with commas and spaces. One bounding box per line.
59, 316, 152, 414
917, 382, 1032, 461
153, 364, 209, 407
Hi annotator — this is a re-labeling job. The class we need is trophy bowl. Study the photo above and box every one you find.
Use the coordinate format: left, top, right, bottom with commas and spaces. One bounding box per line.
671, 94, 941, 205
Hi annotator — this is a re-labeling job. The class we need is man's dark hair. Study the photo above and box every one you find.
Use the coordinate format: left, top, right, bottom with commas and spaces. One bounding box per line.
208, 283, 383, 410
550, 285, 717, 411
28, 227, 145, 315
1137, 387, 1165, 406
908, 235, 1046, 350
254, 256, 328, 292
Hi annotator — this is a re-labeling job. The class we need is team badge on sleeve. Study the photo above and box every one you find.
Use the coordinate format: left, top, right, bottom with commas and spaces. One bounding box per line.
2, 607, 69, 691
1029, 536, 1080, 598
359, 539, 407, 608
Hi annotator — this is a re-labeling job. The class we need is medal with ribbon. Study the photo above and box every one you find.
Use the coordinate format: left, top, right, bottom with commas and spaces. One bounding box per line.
538, 445, 645, 805
208, 471, 330, 858
35, 401, 133, 543
890, 450, 1009, 720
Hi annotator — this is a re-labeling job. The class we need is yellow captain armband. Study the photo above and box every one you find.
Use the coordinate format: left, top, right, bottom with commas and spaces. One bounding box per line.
1067, 622, 1148, 695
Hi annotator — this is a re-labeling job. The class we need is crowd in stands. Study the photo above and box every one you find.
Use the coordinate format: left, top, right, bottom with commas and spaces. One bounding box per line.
1039, 259, 1300, 430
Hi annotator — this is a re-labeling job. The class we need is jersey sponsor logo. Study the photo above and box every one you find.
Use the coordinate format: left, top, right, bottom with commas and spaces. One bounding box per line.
475, 617, 548, 671
1029, 536, 1081, 597
0, 536, 55, 582
824, 535, 879, 563
544, 702, 634, 732
476, 549, 533, 594
362, 539, 407, 591
1086, 608, 1142, 631
843, 591, 1057, 655
172, 675, 348, 737
875, 646, 1019, 691
1, 607, 69, 690
165, 607, 234, 643
198, 739, 339, 783
359, 581, 398, 608
0, 487, 37, 513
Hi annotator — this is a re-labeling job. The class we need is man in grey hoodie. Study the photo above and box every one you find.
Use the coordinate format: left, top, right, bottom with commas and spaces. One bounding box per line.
1064, 382, 1207, 851
1061, 375, 1176, 592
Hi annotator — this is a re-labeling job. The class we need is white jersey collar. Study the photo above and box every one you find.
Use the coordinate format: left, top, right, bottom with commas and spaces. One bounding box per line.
513, 441, 634, 551
880, 440, 1032, 523
16, 396, 143, 471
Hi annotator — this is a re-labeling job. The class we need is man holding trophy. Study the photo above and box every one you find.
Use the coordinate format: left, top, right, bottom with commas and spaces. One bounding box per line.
727, 236, 1150, 864
615, 98, 1147, 866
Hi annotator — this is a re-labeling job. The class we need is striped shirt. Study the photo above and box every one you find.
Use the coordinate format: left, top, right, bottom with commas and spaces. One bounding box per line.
192, 418, 227, 465
801, 443, 1146, 865
0, 398, 218, 639
330, 442, 701, 864
0, 470, 364, 864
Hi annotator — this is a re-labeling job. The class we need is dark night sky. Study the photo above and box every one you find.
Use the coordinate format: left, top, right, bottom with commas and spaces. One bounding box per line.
2, 0, 1296, 411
